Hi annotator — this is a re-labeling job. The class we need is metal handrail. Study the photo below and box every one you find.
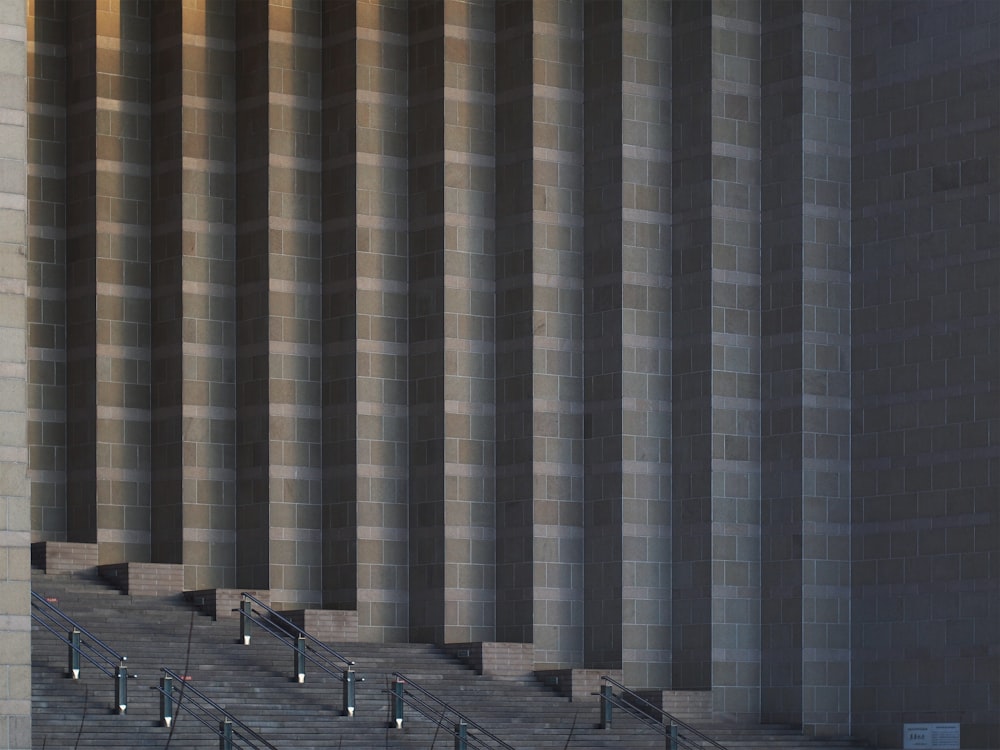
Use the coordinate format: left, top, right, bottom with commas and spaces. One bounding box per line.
155, 667, 279, 750
31, 591, 126, 672
30, 613, 118, 678
600, 690, 701, 750
237, 594, 361, 717
240, 592, 354, 669
601, 675, 729, 750
391, 672, 518, 750
30, 590, 135, 712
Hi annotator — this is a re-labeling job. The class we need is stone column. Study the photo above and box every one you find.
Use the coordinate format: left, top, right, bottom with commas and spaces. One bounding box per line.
27, 0, 67, 544
235, 0, 323, 607
234, 0, 270, 591
617, 0, 672, 688
0, 1, 30, 746
495, 0, 585, 670
582, 0, 673, 688
582, 0, 626, 681
672, 0, 762, 719
796, 1, 851, 731
708, 0, 763, 720
323, 0, 411, 642
408, 0, 496, 644
150, 0, 237, 590
65, 0, 152, 564
761, 0, 852, 735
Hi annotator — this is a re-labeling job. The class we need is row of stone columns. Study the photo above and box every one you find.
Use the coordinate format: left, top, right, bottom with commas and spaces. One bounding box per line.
27, 0, 851, 731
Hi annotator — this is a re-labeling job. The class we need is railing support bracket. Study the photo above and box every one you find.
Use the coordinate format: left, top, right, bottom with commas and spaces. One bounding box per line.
599, 683, 613, 729
391, 678, 404, 728
67, 628, 81, 679
343, 667, 356, 716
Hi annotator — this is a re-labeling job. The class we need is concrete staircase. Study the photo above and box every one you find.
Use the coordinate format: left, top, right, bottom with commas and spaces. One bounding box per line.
31, 568, 863, 750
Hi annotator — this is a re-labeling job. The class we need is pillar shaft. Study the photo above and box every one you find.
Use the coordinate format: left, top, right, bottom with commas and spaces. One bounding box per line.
323, 0, 411, 641
672, 0, 763, 721
408, 0, 497, 644
65, 0, 152, 564
235, 0, 324, 607
150, 0, 237, 590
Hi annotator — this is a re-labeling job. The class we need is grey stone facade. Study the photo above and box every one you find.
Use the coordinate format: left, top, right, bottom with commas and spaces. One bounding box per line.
4, 1, 998, 748
0, 1, 29, 748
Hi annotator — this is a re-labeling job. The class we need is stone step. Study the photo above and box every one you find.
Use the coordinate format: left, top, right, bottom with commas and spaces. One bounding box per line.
32, 568, 866, 750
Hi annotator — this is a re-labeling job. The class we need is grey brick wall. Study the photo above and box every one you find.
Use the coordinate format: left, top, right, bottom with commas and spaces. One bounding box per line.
11, 1, 999, 743
1, 1, 29, 747
851, 1, 999, 747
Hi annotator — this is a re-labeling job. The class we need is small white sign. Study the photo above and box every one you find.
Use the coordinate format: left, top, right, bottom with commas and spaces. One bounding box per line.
903, 723, 960, 749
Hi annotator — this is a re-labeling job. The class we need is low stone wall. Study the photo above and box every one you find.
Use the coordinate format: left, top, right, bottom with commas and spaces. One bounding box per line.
31, 541, 99, 575
98, 562, 184, 597
533, 668, 622, 703
443, 642, 535, 680
185, 588, 271, 620
279, 609, 359, 643
632, 689, 714, 723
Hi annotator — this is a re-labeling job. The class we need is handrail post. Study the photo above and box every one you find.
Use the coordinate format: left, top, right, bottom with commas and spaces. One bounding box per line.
294, 633, 306, 683
219, 717, 233, 750
115, 660, 128, 714
67, 628, 81, 679
160, 674, 174, 727
239, 598, 252, 645
454, 720, 468, 750
391, 677, 404, 728
666, 722, 678, 750
599, 683, 613, 729
342, 667, 356, 716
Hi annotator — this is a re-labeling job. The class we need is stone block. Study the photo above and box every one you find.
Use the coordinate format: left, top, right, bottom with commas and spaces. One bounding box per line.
278, 609, 359, 643
30, 541, 99, 575
184, 588, 270, 621
98, 562, 183, 597
534, 668, 621, 703
444, 642, 535, 680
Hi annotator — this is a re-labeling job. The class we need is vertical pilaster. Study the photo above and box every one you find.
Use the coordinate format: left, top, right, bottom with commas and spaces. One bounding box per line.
236, 0, 324, 605
495, 0, 536, 651
64, 0, 98, 548
798, 2, 851, 733
761, 0, 806, 726
66, 0, 152, 564
673, 0, 762, 718
763, 0, 852, 734
583, 0, 624, 676
583, 0, 673, 688
409, 0, 496, 643
149, 0, 184, 571
619, 0, 673, 688
265, 0, 323, 609
234, 0, 271, 591
323, 0, 410, 642
407, 0, 446, 641
322, 0, 359, 620
0, 1, 30, 746
709, 0, 763, 720
27, 0, 66, 542
495, 0, 585, 669
151, 0, 237, 589
670, 0, 714, 694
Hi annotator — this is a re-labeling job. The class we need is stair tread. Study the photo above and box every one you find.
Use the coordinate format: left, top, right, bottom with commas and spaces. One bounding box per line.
33, 569, 866, 750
